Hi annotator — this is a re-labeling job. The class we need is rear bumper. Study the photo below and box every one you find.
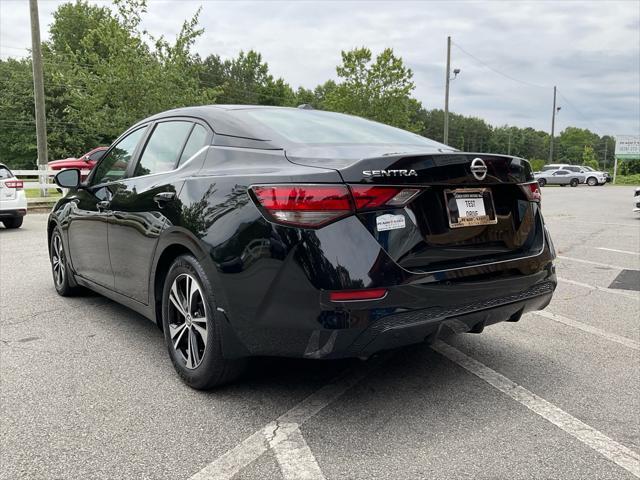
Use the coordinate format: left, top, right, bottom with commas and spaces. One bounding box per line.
343, 280, 553, 358
217, 205, 557, 360
0, 208, 27, 219
0, 191, 27, 217
227, 264, 556, 359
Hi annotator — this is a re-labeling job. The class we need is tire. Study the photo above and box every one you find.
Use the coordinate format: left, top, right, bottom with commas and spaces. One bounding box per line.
49, 226, 79, 296
162, 254, 246, 389
537, 178, 547, 187
570, 178, 579, 187
2, 217, 23, 229
586, 177, 598, 186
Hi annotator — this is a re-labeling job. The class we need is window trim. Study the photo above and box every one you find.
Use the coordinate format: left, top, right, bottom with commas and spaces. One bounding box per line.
176, 123, 212, 168
126, 116, 213, 180
87, 124, 150, 188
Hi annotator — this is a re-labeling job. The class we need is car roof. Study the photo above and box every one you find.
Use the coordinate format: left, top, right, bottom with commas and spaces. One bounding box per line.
133, 105, 296, 144
129, 105, 449, 153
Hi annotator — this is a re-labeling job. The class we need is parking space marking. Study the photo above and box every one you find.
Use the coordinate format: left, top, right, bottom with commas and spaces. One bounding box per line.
432, 341, 640, 478
596, 247, 639, 256
546, 219, 639, 228
188, 357, 385, 480
267, 422, 326, 480
557, 255, 631, 271
532, 311, 639, 350
558, 277, 639, 300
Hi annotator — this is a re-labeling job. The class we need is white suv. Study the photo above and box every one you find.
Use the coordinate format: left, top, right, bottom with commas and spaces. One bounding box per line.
0, 164, 27, 228
578, 166, 609, 186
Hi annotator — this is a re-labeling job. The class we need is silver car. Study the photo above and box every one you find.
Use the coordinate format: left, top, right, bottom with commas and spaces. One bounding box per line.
534, 168, 583, 187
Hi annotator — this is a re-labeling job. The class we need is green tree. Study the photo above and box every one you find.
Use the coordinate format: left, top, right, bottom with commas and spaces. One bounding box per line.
324, 47, 423, 132
200, 50, 295, 106
556, 127, 599, 164
581, 145, 598, 169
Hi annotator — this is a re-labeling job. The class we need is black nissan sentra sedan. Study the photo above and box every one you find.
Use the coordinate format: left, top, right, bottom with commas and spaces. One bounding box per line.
49, 105, 556, 389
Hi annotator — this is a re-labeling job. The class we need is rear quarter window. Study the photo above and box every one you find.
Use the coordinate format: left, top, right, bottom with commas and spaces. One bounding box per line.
0, 167, 14, 179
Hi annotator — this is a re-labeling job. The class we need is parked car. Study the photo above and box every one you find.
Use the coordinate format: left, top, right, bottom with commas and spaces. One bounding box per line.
0, 163, 27, 228
578, 166, 610, 185
536, 164, 608, 186
534, 168, 583, 187
48, 105, 557, 389
48, 146, 107, 179
634, 188, 640, 214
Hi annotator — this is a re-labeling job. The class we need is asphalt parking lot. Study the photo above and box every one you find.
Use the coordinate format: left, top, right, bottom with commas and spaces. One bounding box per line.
1, 186, 639, 480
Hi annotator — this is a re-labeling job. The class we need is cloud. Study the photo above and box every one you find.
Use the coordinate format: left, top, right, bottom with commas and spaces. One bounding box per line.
1, 0, 638, 135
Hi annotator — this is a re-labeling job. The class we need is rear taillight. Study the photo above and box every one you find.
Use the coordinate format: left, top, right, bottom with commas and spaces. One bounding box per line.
4, 180, 23, 189
251, 184, 422, 228
350, 185, 421, 210
251, 185, 353, 227
521, 182, 541, 203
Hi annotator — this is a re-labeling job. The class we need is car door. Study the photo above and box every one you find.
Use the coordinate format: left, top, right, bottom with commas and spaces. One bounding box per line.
107, 119, 212, 304
66, 126, 148, 288
551, 170, 569, 184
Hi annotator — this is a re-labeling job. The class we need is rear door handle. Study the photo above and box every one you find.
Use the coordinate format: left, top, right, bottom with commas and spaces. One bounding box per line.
154, 191, 176, 206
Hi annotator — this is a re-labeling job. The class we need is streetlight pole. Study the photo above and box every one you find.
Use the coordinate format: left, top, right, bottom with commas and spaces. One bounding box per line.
444, 36, 452, 145
29, 0, 48, 197
443, 36, 460, 146
548, 86, 557, 164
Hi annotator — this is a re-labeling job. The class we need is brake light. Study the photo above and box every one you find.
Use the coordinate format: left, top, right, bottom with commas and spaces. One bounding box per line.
4, 180, 23, 189
251, 184, 423, 228
521, 182, 541, 203
251, 185, 353, 227
329, 288, 387, 302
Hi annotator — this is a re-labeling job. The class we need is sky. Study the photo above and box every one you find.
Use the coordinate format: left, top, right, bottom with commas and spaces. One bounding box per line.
1, 0, 639, 136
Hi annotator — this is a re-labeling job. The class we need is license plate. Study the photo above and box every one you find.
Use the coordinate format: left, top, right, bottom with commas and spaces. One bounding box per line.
444, 188, 497, 228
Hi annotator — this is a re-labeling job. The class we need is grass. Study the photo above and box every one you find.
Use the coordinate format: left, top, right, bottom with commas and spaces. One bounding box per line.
25, 188, 62, 199
613, 174, 640, 186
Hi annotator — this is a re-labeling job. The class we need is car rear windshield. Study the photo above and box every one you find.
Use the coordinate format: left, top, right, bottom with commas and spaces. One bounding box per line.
0, 166, 14, 179
242, 108, 447, 147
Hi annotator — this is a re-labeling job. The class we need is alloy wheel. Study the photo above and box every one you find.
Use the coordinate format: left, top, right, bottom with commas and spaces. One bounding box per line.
168, 273, 209, 369
51, 234, 66, 287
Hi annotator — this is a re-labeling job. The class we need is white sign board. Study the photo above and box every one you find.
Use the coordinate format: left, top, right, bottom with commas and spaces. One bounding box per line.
615, 135, 640, 157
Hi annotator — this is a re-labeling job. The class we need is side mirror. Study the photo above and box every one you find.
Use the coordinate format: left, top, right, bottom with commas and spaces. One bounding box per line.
55, 168, 81, 189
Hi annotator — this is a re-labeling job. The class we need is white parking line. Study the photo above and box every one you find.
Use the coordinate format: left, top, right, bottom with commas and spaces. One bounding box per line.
558, 277, 639, 300
557, 255, 630, 271
532, 310, 639, 351
267, 422, 326, 480
188, 358, 384, 480
546, 219, 639, 228
596, 247, 639, 256
432, 341, 640, 478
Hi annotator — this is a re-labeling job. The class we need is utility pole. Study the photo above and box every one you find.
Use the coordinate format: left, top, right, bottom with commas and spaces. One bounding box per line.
444, 36, 451, 145
29, 0, 48, 197
603, 141, 608, 169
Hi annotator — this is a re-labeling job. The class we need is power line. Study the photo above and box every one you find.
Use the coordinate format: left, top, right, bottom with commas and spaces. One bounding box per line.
452, 41, 549, 90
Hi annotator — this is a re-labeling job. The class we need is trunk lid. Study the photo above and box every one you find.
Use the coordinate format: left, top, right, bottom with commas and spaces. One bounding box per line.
0, 179, 17, 201
287, 148, 543, 273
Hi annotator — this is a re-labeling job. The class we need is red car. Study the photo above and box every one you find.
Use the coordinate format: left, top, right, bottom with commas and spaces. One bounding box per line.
48, 147, 107, 178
